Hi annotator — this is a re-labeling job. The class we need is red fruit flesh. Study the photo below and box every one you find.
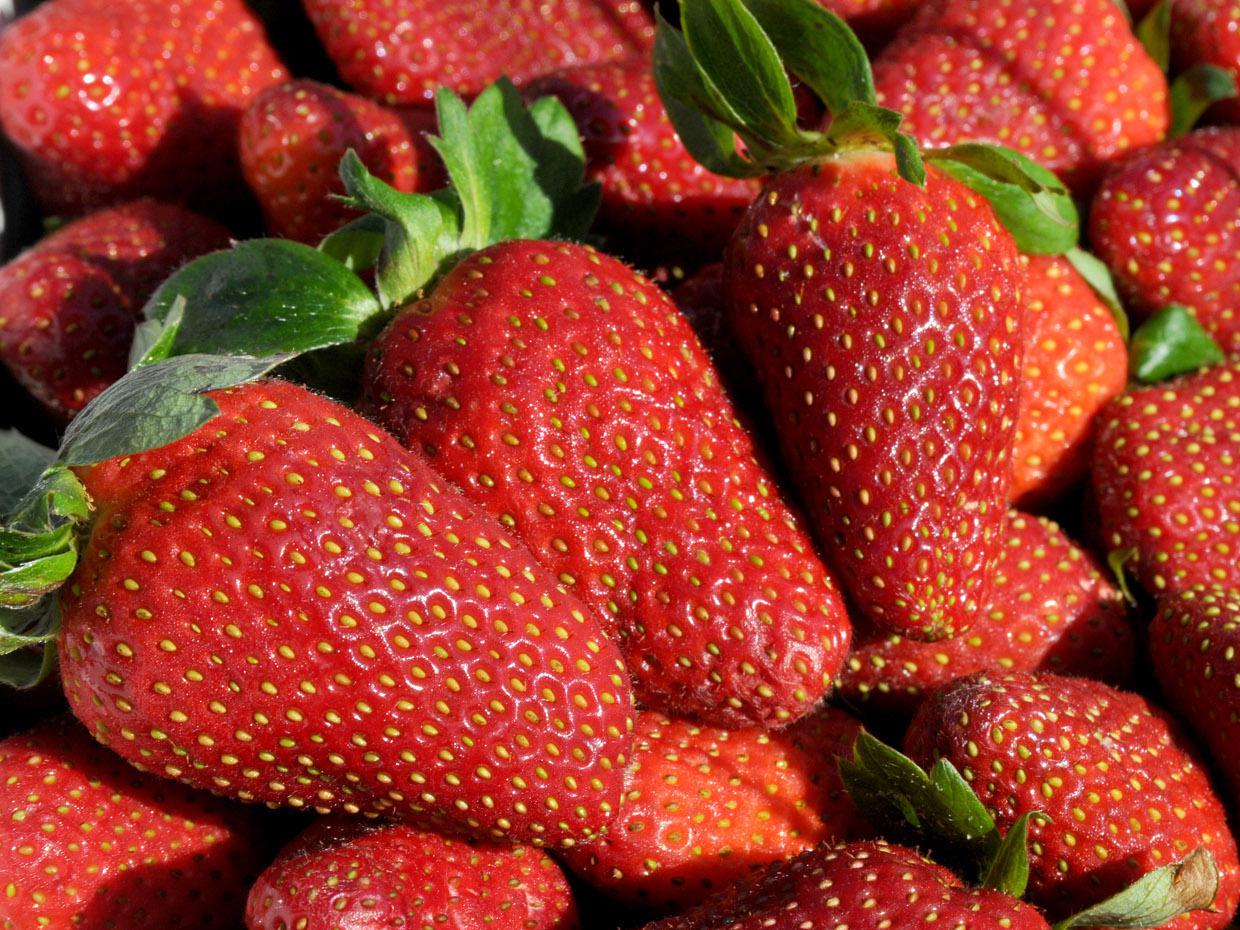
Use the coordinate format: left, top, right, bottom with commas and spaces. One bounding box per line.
725, 153, 1024, 641
58, 379, 634, 847
365, 240, 852, 728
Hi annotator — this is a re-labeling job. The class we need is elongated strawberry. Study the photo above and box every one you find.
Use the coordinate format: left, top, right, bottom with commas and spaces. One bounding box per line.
302, 0, 653, 106
0, 201, 231, 423
560, 706, 866, 912
1090, 128, 1240, 354
905, 671, 1240, 927
0, 715, 273, 930
246, 818, 578, 930
838, 510, 1134, 719
1092, 359, 1240, 597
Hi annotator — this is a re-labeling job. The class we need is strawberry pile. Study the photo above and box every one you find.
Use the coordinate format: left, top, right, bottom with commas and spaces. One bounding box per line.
1, 0, 1239, 928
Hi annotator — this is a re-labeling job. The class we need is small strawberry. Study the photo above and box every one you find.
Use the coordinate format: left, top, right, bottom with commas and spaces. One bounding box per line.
838, 510, 1134, 719
905, 671, 1240, 927
1011, 253, 1128, 508
239, 79, 444, 245
1091, 359, 1240, 597
301, 0, 654, 106
0, 715, 272, 930
1172, 0, 1240, 125
246, 818, 579, 930
1090, 128, 1240, 354
872, 0, 1168, 193
0, 201, 232, 423
560, 706, 867, 912
0, 0, 286, 215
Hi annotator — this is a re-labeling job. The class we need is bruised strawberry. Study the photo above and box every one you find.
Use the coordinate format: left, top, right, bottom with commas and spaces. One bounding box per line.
58, 378, 634, 847
0, 715, 272, 930
838, 511, 1134, 719
0, 201, 231, 423
365, 240, 852, 728
246, 818, 578, 930
560, 707, 866, 912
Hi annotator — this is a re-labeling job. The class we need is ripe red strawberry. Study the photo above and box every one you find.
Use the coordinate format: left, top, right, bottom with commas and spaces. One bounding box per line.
872, 0, 1168, 193
58, 377, 635, 847
301, 0, 654, 107
816, 0, 920, 49
1172, 0, 1240, 125
1091, 360, 1240, 597
0, 715, 272, 929
905, 671, 1240, 927
640, 840, 1053, 930
239, 80, 444, 245
0, 0, 286, 215
246, 818, 578, 930
838, 510, 1134, 719
364, 240, 852, 728
524, 58, 761, 262
1012, 253, 1128, 507
0, 201, 231, 423
560, 706, 867, 912
1090, 128, 1240, 354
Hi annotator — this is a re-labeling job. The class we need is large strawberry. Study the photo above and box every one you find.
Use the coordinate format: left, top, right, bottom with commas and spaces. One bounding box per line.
0, 715, 273, 930
0, 201, 231, 423
560, 706, 866, 912
1090, 128, 1240, 355
838, 510, 1134, 719
872, 0, 1168, 193
247, 818, 578, 930
301, 0, 653, 106
0, 0, 286, 216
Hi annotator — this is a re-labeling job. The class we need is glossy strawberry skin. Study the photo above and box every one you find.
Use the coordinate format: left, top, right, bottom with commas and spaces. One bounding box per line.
246, 818, 579, 930
0, 201, 231, 423
1172, 0, 1240, 125
58, 379, 634, 848
873, 0, 1168, 193
1090, 128, 1240, 354
302, 0, 653, 107
1012, 254, 1128, 508
0, 716, 271, 930
640, 840, 1052, 930
365, 241, 851, 728
725, 153, 1024, 641
524, 58, 761, 262
906, 671, 1240, 927
239, 79, 443, 245
838, 510, 1134, 719
561, 706, 867, 912
0, 0, 286, 215
1091, 361, 1240, 598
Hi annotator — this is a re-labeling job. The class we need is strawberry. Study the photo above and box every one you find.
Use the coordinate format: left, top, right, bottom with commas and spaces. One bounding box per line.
904, 671, 1240, 927
56, 376, 634, 847
1091, 360, 1240, 597
838, 510, 1135, 719
301, 0, 654, 107
816, 0, 920, 49
1011, 253, 1128, 507
363, 240, 852, 727
560, 706, 867, 912
640, 840, 1053, 930
524, 58, 762, 262
1172, 0, 1240, 125
1090, 128, 1240, 355
0, 201, 231, 423
0, 715, 272, 929
246, 817, 578, 930
239, 80, 444, 245
0, 0, 286, 216
872, 0, 1168, 193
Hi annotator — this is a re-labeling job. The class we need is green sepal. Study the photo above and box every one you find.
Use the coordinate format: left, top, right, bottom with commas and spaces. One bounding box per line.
1107, 547, 1140, 606
318, 214, 386, 274
0, 465, 91, 608
1136, 0, 1171, 72
926, 144, 1079, 254
130, 295, 187, 369
1171, 65, 1239, 138
1065, 247, 1130, 343
827, 102, 927, 187
1053, 848, 1219, 929
0, 431, 56, 520
0, 599, 60, 688
981, 812, 1040, 898
1129, 304, 1226, 384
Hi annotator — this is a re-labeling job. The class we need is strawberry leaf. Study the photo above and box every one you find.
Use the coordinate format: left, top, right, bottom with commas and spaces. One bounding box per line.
1136, 0, 1171, 72
1171, 65, 1238, 138
1065, 247, 1130, 342
0, 431, 55, 520
981, 812, 1039, 898
1054, 848, 1219, 929
1129, 305, 1226, 383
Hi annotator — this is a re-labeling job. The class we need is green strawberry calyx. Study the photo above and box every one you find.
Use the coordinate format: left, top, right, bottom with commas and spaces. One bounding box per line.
655, 0, 1079, 255
1129, 305, 1227, 384
841, 731, 1220, 927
